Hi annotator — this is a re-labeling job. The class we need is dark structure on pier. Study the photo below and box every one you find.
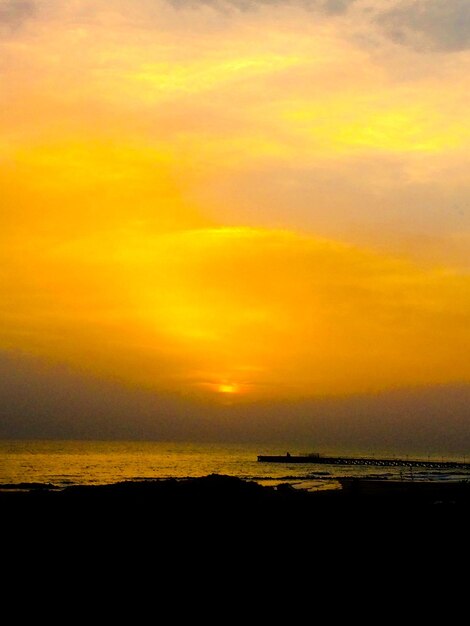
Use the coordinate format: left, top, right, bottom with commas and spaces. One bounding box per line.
257, 454, 470, 470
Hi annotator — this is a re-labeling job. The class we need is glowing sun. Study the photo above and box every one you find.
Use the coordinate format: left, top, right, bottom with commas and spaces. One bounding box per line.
218, 383, 238, 394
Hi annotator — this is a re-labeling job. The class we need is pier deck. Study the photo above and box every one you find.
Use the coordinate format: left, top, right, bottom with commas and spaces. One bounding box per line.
257, 455, 470, 470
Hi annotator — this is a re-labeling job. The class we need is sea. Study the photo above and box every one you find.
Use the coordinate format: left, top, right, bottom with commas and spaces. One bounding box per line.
1, 440, 470, 491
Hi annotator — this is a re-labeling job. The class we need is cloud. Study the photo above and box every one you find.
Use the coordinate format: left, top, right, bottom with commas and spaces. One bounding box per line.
2, 350, 470, 451
0, 0, 35, 31
167, 0, 356, 15
0, 0, 469, 448
2, 224, 470, 399
377, 0, 470, 52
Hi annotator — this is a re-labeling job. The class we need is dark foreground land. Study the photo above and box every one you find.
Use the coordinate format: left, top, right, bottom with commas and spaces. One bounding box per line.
3, 476, 469, 560
2, 474, 470, 515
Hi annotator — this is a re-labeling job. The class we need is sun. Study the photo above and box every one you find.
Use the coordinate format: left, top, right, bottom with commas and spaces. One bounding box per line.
218, 383, 238, 394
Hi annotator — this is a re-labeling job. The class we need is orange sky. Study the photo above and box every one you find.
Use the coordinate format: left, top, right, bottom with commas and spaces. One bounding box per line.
1, 0, 470, 410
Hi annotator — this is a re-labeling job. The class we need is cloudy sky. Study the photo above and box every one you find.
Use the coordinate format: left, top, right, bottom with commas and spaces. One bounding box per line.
1, 0, 470, 446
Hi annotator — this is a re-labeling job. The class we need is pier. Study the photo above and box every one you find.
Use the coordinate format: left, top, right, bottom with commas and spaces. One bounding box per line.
257, 454, 470, 470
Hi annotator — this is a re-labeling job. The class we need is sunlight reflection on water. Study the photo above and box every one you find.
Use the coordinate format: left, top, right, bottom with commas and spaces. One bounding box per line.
1, 440, 469, 491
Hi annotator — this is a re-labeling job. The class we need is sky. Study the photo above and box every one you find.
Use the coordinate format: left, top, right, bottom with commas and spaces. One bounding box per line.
1, 0, 470, 448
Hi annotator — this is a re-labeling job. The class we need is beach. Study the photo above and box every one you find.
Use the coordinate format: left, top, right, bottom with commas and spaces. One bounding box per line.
4, 473, 468, 566
3, 473, 470, 514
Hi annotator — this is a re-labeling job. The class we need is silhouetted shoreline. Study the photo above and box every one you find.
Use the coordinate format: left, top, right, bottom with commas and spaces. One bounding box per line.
2, 474, 470, 513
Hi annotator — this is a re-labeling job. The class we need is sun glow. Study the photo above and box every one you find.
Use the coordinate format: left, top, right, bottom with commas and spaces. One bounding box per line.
218, 383, 239, 394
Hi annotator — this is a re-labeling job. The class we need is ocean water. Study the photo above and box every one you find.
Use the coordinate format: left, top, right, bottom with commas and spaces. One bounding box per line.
1, 440, 469, 491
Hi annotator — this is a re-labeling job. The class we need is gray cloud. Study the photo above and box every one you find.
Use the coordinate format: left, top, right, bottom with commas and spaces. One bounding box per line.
167, 0, 356, 15
1, 351, 470, 452
320, 0, 356, 14
377, 0, 470, 52
0, 0, 36, 31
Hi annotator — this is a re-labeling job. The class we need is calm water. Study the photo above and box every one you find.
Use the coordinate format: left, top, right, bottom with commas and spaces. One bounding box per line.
1, 440, 469, 491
